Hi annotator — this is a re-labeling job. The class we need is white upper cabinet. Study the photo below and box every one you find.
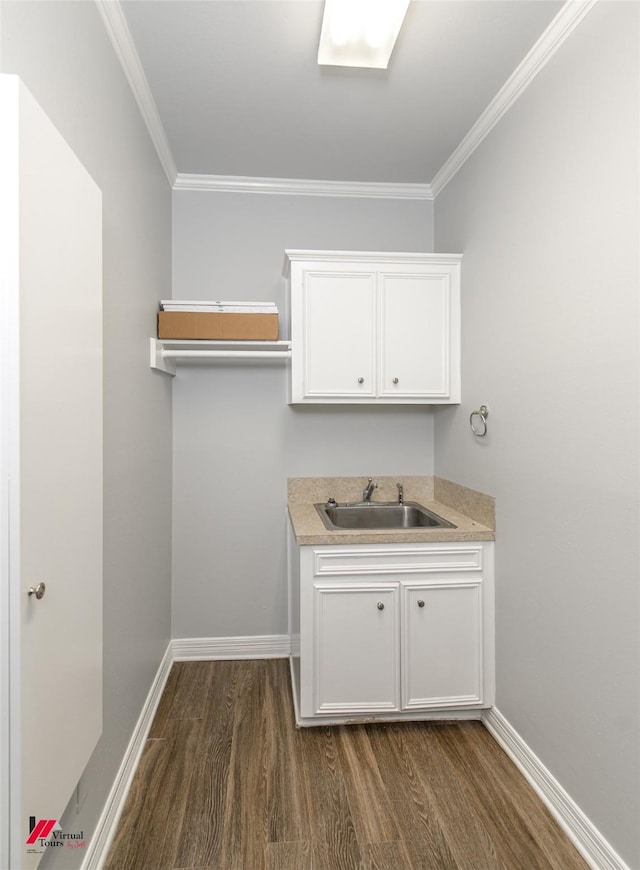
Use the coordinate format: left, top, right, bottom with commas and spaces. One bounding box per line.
284, 250, 461, 404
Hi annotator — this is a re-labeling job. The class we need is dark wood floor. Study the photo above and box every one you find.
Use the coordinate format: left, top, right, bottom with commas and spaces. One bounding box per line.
105, 659, 588, 870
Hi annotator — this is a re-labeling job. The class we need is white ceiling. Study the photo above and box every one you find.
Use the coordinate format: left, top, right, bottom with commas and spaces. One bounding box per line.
120, 0, 564, 185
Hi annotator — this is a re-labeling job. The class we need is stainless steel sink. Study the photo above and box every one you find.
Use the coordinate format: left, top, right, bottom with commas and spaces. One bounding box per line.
315, 501, 456, 531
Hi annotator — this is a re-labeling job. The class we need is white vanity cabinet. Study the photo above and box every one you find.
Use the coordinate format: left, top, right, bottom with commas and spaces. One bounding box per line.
288, 535, 495, 726
284, 250, 461, 404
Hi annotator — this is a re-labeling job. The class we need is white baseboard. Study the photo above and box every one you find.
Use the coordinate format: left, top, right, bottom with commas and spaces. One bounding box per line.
80, 641, 173, 870
482, 708, 629, 870
171, 634, 290, 660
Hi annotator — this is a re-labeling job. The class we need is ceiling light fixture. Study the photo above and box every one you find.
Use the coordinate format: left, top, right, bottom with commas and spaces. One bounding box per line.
318, 0, 410, 69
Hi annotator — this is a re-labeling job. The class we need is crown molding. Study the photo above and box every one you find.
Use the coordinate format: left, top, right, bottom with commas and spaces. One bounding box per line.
283, 249, 461, 266
431, 0, 599, 198
96, 0, 597, 202
173, 173, 433, 200
95, 0, 177, 186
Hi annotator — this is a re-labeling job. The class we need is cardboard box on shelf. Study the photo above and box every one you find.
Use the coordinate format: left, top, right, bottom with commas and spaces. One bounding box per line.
158, 310, 279, 341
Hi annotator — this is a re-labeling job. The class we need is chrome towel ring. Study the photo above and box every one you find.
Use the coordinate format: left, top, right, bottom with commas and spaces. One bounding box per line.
470, 405, 489, 437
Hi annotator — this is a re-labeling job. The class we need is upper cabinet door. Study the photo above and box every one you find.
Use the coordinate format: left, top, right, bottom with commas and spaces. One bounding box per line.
298, 267, 376, 399
285, 250, 461, 404
379, 270, 452, 400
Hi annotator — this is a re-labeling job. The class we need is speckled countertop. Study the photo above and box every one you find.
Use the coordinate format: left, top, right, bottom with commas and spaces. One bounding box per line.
288, 476, 495, 546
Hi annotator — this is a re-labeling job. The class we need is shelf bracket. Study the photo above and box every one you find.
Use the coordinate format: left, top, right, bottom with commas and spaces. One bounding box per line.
150, 338, 176, 376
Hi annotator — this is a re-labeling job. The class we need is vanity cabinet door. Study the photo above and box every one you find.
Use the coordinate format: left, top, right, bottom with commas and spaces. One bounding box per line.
300, 269, 376, 399
402, 582, 482, 709
314, 583, 399, 714
379, 271, 452, 400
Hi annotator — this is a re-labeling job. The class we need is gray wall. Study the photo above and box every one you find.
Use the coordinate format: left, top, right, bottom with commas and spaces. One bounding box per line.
433, 3, 639, 866
4, 1, 636, 866
171, 191, 434, 638
1, 2, 173, 866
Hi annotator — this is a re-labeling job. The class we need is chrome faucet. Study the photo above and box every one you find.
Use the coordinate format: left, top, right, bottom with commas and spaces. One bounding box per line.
362, 477, 378, 501
397, 482, 404, 504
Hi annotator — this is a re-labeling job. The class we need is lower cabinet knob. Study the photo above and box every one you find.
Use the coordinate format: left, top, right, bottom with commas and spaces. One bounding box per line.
393, 377, 399, 384
377, 602, 385, 610
358, 377, 364, 384
417, 599, 425, 608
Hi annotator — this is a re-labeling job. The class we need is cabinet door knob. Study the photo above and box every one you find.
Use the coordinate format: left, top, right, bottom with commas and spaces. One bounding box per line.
392, 377, 399, 384
358, 377, 364, 384
377, 601, 385, 610
417, 599, 425, 608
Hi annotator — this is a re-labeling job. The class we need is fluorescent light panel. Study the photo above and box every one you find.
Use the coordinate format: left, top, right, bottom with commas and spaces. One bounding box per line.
318, 0, 410, 69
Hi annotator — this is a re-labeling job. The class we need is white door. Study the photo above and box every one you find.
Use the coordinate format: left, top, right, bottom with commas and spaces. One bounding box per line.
314, 583, 399, 714
0, 76, 103, 869
402, 583, 482, 709
379, 271, 451, 399
302, 270, 376, 398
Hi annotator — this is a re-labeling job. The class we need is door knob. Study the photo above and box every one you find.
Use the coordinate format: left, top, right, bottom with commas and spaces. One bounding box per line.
28, 582, 46, 600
